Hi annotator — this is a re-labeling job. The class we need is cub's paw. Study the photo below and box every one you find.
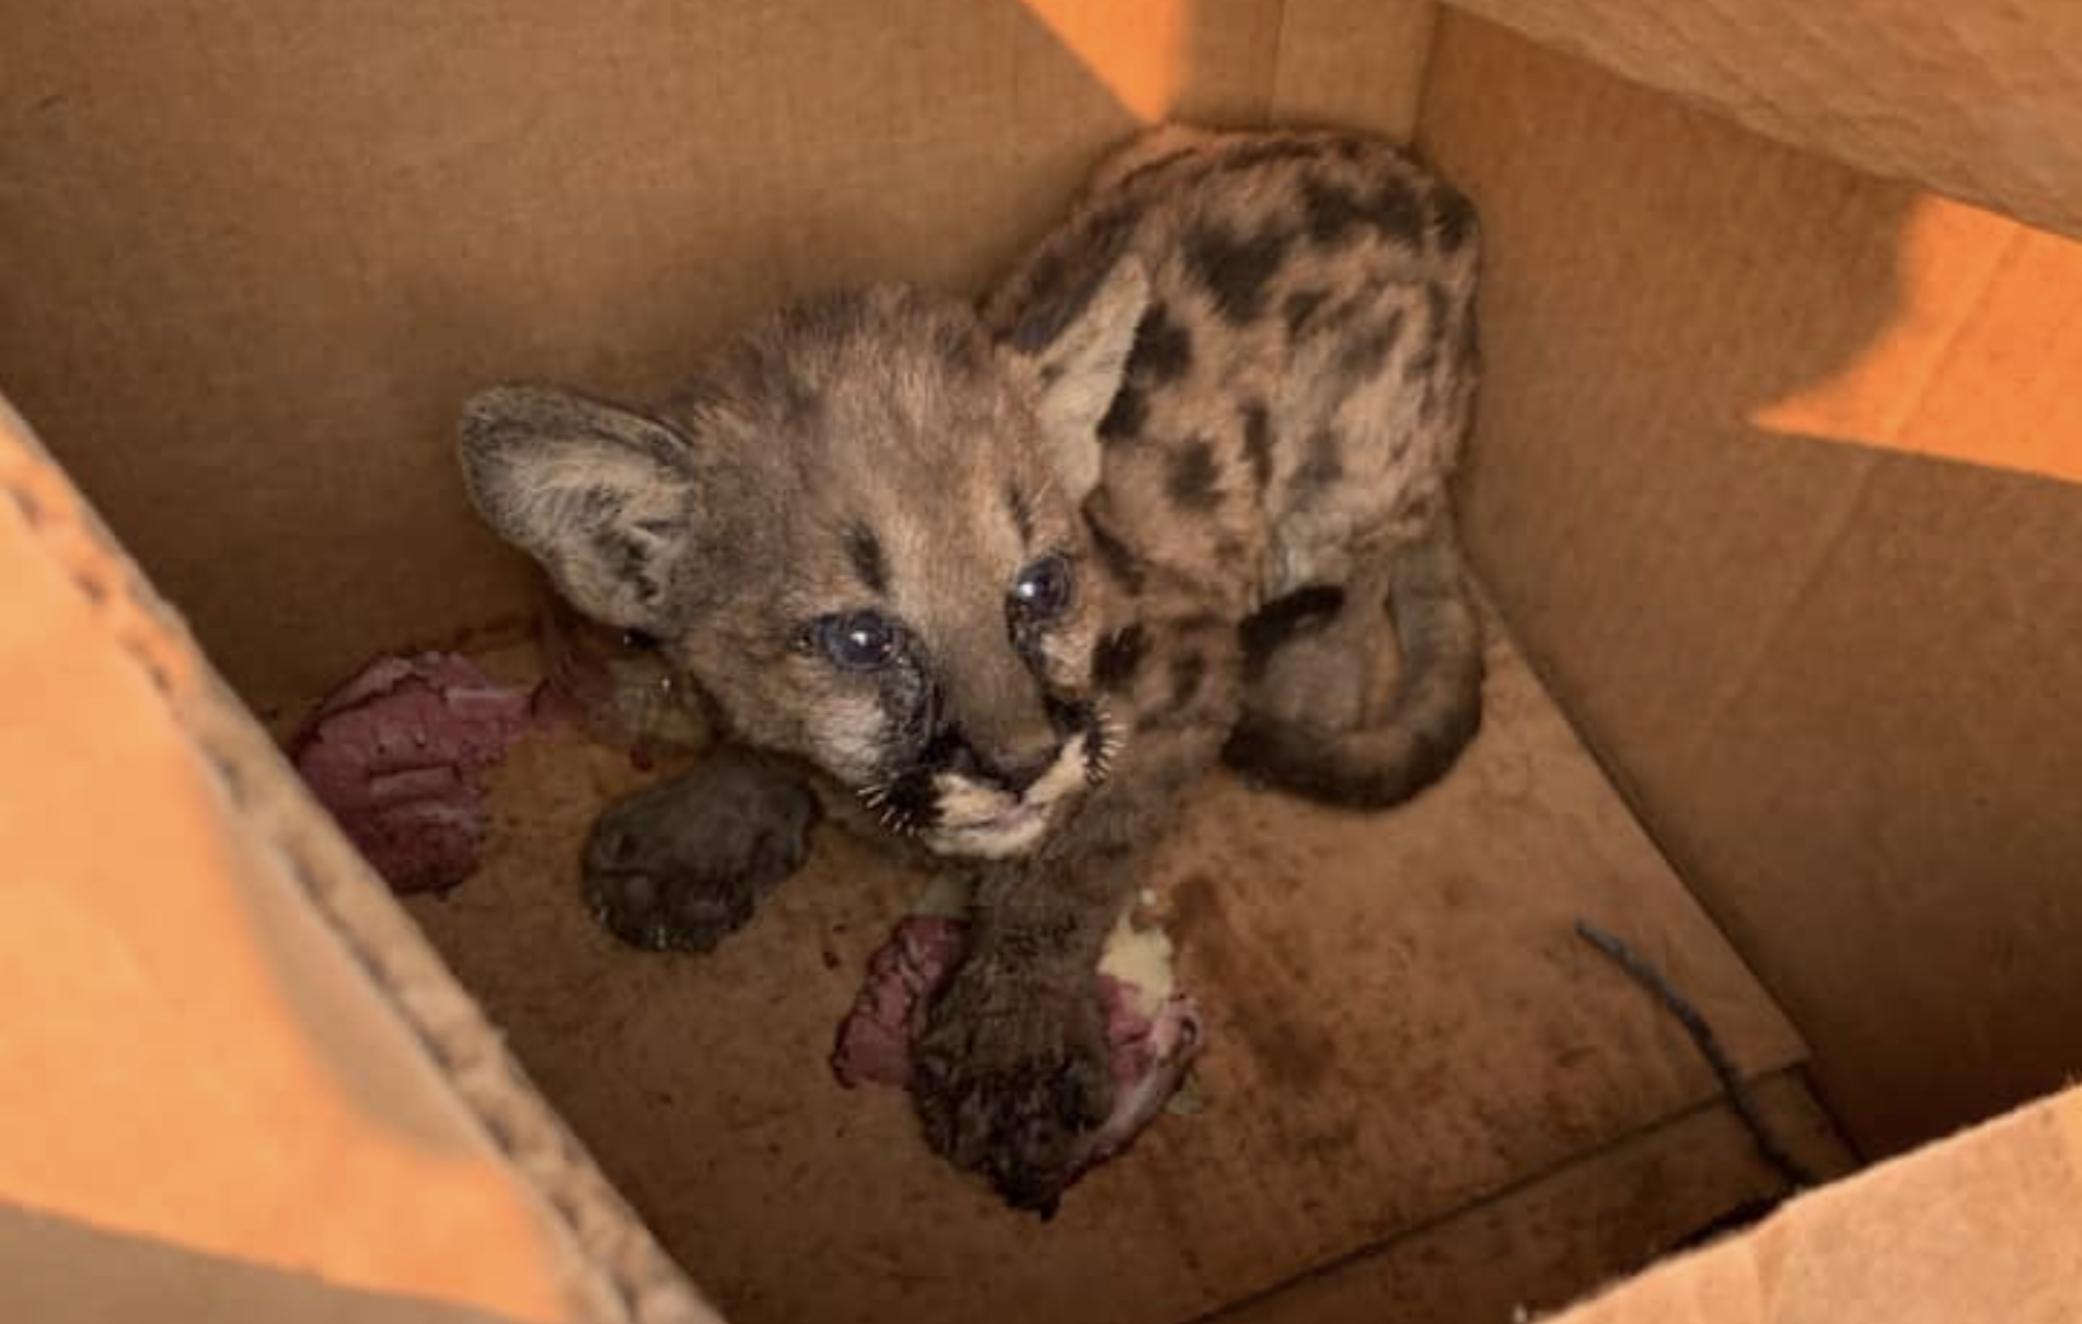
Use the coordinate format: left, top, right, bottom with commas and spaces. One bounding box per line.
912, 963, 1112, 1214
582, 752, 817, 953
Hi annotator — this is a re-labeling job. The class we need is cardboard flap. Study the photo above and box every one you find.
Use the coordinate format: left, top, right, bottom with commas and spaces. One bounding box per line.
0, 397, 718, 1324
1550, 1088, 2082, 1324
1443, 0, 2082, 239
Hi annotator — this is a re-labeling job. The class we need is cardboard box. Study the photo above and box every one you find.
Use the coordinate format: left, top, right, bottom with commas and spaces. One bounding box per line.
2, 2, 2077, 1321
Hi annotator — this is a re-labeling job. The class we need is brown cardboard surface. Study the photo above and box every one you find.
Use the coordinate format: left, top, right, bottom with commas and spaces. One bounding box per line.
0, 400, 714, 1323
1420, 15, 2082, 1158
0, 0, 1430, 714
400, 616, 1807, 1324
1209, 1073, 1852, 1324
1443, 0, 2082, 241
1269, 0, 1437, 135
1546, 1085, 2082, 1324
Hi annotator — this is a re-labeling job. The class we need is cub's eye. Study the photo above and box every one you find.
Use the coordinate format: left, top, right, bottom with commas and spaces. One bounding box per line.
1011, 554, 1075, 621
813, 610, 899, 671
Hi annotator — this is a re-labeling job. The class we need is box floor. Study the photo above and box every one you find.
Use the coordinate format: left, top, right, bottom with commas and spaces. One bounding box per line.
400, 622, 1848, 1324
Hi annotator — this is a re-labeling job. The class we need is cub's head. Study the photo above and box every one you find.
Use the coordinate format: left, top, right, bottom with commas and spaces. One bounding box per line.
459, 266, 1148, 859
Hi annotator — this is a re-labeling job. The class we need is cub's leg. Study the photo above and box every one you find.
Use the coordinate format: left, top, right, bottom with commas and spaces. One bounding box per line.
913, 611, 1244, 1213
582, 747, 819, 952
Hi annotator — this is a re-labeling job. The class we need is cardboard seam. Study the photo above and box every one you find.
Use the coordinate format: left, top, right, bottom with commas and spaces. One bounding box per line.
1183, 1068, 1829, 1324
0, 406, 710, 1324
1459, 579, 1820, 1084
1673, 457, 1875, 779
1265, 0, 1292, 122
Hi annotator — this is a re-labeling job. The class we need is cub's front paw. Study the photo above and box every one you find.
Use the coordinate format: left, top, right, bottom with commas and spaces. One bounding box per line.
912, 962, 1112, 1214
582, 752, 817, 952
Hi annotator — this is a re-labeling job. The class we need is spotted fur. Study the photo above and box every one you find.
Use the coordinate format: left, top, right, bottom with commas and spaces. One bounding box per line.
457, 125, 1484, 1212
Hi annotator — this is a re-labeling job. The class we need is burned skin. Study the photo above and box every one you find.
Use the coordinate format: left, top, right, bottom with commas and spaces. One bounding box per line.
457, 126, 1487, 1211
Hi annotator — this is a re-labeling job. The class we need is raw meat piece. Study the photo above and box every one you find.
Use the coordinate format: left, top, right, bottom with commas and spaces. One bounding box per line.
832, 914, 1204, 1185
292, 652, 550, 893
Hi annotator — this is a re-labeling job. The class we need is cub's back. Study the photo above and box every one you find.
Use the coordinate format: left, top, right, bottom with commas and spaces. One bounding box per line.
985, 127, 1481, 611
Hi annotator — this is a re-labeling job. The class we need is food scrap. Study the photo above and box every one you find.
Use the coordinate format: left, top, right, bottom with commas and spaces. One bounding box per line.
291, 652, 552, 894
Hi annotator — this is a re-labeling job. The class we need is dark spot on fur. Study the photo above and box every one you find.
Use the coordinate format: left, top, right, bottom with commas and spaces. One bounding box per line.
1296, 427, 1344, 489
1283, 288, 1329, 337
1001, 201, 1140, 353
1240, 400, 1274, 491
1239, 586, 1345, 680
1301, 179, 1363, 245
1082, 498, 1146, 594
1167, 650, 1208, 713
1007, 482, 1035, 543
844, 523, 888, 593
1368, 178, 1427, 238
1166, 437, 1222, 511
1430, 184, 1479, 254
1088, 296, 1191, 469
1335, 309, 1405, 381
1127, 302, 1193, 385
1186, 222, 1291, 324
1097, 382, 1147, 443
1091, 625, 1149, 692
1302, 176, 1423, 248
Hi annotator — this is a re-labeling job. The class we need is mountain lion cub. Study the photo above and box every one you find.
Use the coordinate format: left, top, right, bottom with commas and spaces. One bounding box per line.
459, 126, 1484, 1210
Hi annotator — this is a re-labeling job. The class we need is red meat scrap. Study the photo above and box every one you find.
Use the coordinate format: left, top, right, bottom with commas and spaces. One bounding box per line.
292, 652, 555, 894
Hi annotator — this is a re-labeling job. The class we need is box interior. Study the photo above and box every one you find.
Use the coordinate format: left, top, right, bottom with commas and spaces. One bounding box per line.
5, 2, 2079, 1321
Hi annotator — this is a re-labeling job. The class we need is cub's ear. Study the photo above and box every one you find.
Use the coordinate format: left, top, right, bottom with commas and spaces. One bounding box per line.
1001, 257, 1149, 503
458, 384, 706, 634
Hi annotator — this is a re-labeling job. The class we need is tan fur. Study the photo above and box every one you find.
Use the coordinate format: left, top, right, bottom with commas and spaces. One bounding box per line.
457, 127, 1486, 1211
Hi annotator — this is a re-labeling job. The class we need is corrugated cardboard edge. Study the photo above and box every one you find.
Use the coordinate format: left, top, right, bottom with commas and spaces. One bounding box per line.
0, 394, 722, 1324
1545, 1084, 2082, 1324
